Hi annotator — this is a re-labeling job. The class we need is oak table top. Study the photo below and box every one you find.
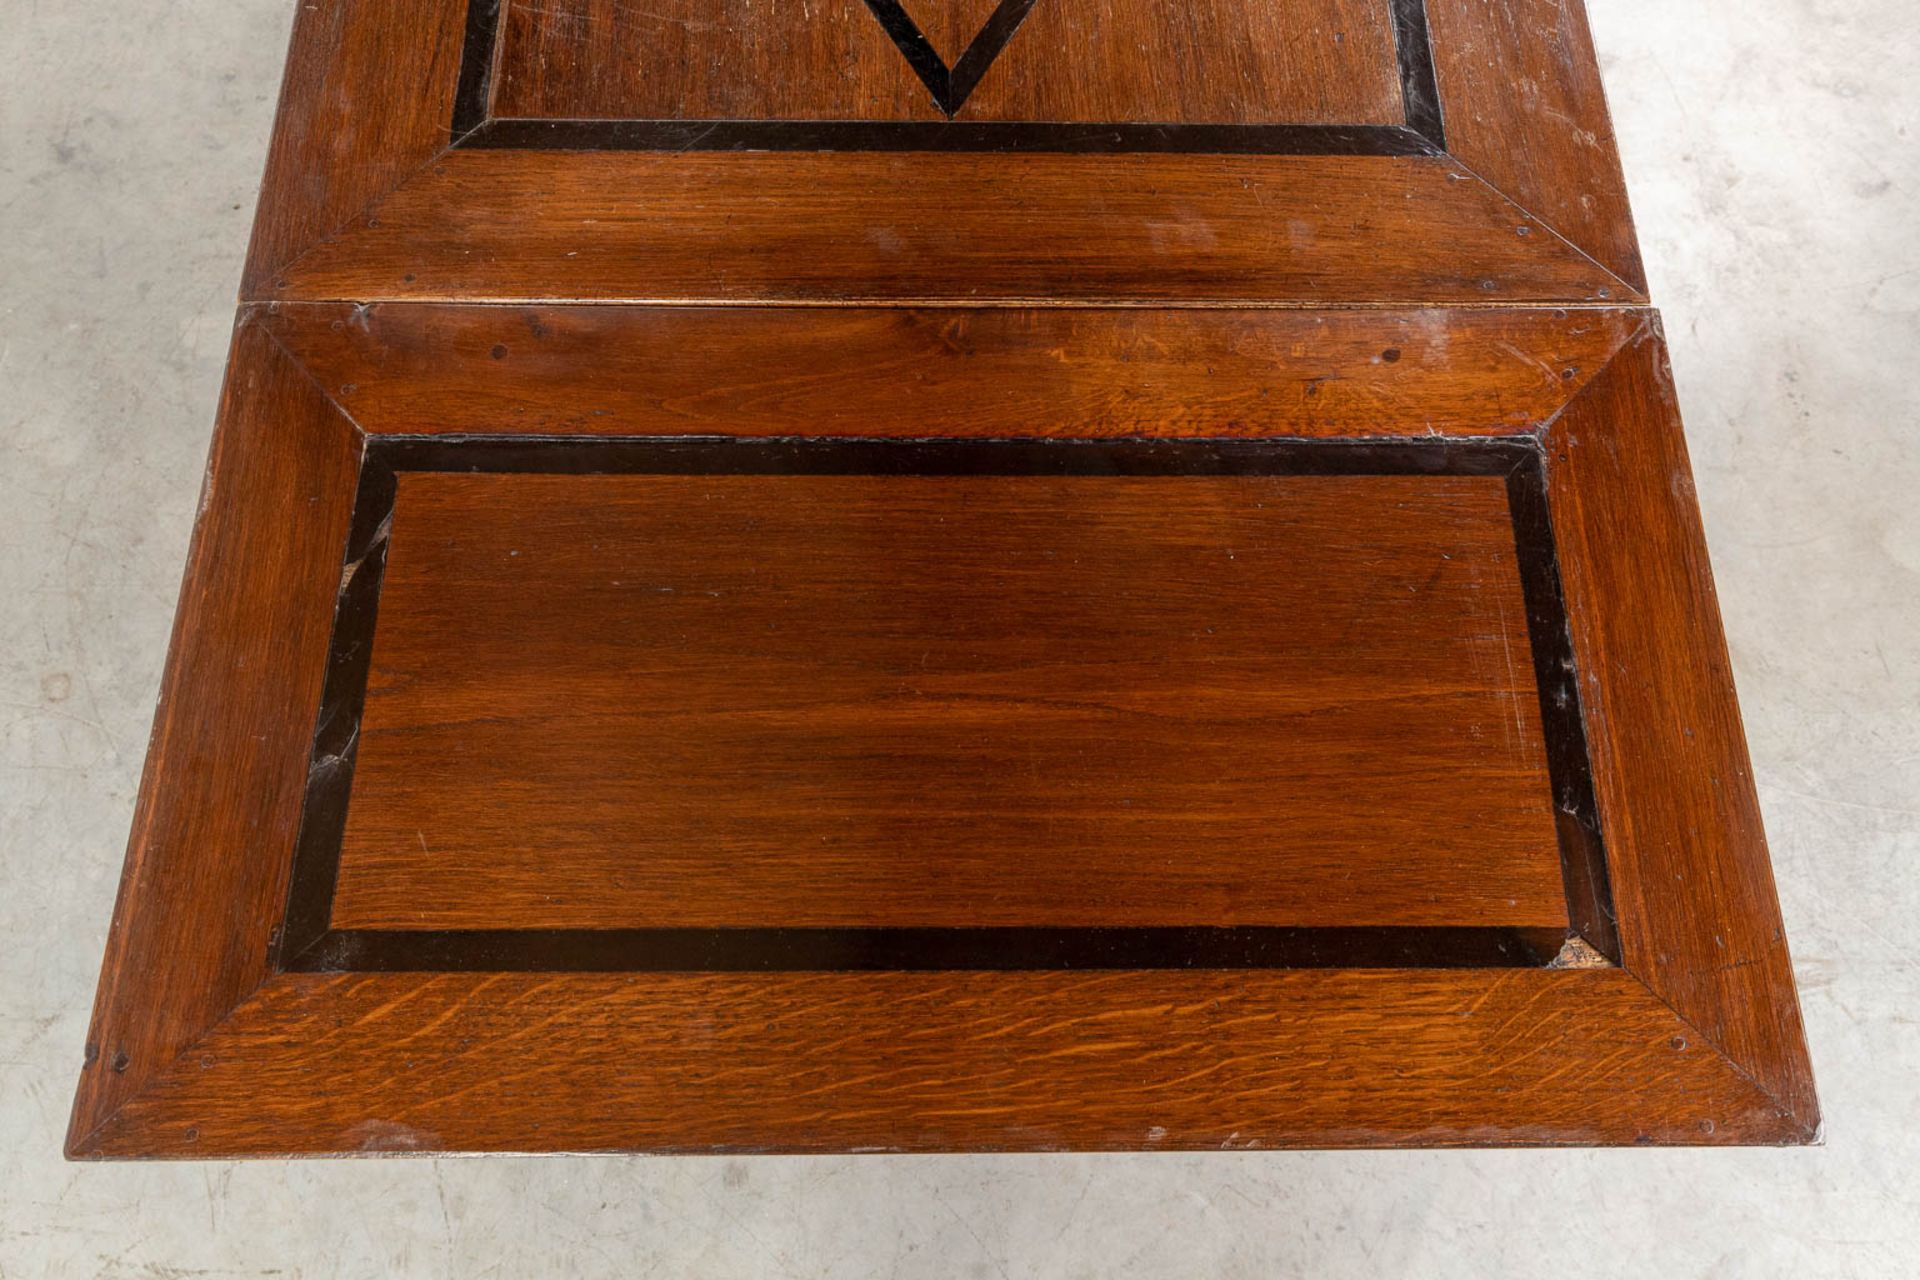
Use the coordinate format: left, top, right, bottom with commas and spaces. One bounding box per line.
68, 0, 1816, 1156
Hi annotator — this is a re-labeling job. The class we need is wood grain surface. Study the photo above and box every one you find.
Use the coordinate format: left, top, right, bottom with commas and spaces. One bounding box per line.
236, 0, 1648, 304
71, 309, 1819, 1153
259, 303, 1645, 440
265, 152, 1628, 304
493, 0, 944, 121
1546, 328, 1818, 1132
491, 0, 1403, 125
949, 0, 1400, 124
329, 470, 1565, 931
69, 0, 1817, 1156
242, 0, 470, 295
67, 320, 363, 1152
73, 968, 1807, 1156
1426, 0, 1646, 289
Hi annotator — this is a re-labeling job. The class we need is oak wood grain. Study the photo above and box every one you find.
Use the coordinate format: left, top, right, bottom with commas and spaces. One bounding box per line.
1426, 0, 1645, 290
66, 320, 363, 1153
72, 968, 1807, 1156
262, 303, 1644, 440
331, 470, 1564, 930
265, 152, 1626, 304
492, 0, 944, 121
902, 0, 1038, 66
242, 0, 470, 295
68, 0, 1817, 1157
228, 0, 1650, 306
913, 0, 1402, 124
68, 316, 1823, 1152
492, 0, 1399, 125
1546, 328, 1818, 1133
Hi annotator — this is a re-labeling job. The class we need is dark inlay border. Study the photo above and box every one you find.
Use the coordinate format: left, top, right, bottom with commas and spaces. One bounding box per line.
1388, 0, 1445, 144
292, 927, 1571, 973
276, 436, 1615, 975
449, 0, 1449, 155
449, 0, 502, 139
1507, 456, 1618, 959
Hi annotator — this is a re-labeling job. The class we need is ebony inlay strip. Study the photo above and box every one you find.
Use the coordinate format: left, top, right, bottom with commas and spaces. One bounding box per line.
851, 0, 1045, 118
287, 926, 1571, 973
369, 434, 1534, 477
945, 0, 1045, 114
1389, 0, 1447, 147
449, 0, 503, 140
277, 435, 1613, 974
458, 119, 1442, 156
1507, 454, 1618, 961
859, 0, 955, 112
451, 0, 1449, 154
275, 451, 396, 965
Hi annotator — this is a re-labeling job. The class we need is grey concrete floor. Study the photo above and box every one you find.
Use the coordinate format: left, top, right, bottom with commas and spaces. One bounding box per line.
3, 0, 1915, 1274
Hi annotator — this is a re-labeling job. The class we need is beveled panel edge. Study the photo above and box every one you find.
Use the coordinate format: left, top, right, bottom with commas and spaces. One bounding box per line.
70, 968, 1810, 1157
241, 0, 470, 297
66, 315, 368, 1158
1542, 321, 1819, 1139
259, 150, 1638, 306
253, 302, 1649, 440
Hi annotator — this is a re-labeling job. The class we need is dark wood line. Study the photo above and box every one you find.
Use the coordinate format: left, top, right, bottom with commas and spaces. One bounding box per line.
367, 434, 1533, 477
285, 926, 1573, 973
1507, 454, 1619, 961
458, 118, 1443, 156
446, 0, 1448, 154
859, 0, 954, 112
1389, 0, 1447, 147
274, 452, 395, 965
275, 435, 1607, 975
946, 0, 1045, 112
449, 0, 502, 139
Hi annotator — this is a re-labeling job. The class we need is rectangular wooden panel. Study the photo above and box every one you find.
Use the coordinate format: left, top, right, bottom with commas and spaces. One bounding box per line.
72, 304, 1817, 1154
70, 0, 1813, 1154
323, 455, 1566, 939
491, 0, 1405, 126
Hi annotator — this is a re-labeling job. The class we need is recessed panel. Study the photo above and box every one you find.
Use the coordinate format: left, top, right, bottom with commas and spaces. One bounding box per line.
315, 443, 1572, 946
943, 0, 1403, 125
488, 0, 1406, 127
491, 0, 946, 122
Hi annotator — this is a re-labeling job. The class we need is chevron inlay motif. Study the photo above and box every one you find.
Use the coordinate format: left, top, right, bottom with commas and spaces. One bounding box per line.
860, 0, 1043, 115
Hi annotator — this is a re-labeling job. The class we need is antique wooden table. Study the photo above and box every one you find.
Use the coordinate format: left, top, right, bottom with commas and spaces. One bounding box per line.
69, 0, 1816, 1155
